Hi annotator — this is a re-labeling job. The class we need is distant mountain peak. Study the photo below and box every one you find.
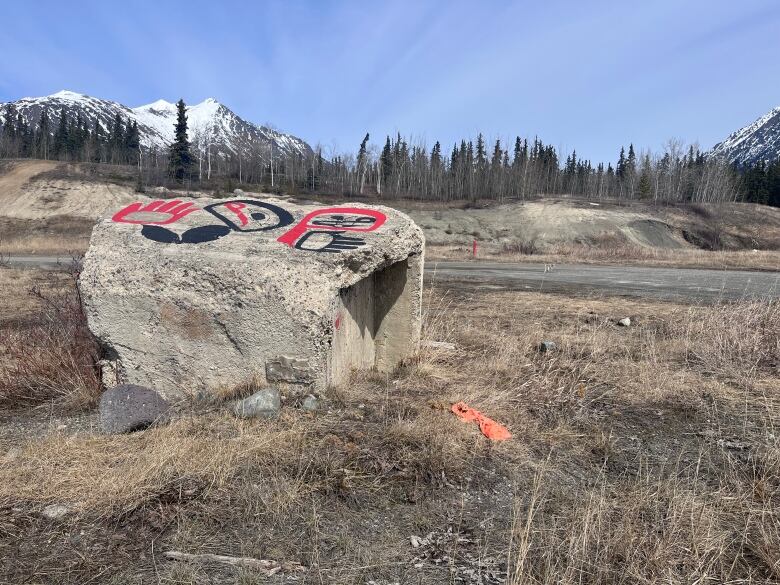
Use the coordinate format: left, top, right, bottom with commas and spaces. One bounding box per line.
136, 98, 175, 111
50, 89, 86, 100
711, 106, 780, 165
0, 91, 312, 159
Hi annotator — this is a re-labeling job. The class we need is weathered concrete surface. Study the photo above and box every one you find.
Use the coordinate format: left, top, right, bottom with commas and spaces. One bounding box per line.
80, 195, 424, 399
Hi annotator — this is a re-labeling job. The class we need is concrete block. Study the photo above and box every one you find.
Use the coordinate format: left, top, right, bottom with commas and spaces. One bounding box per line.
80, 195, 424, 400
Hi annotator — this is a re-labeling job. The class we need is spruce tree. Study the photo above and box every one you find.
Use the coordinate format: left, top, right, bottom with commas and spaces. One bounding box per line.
168, 99, 193, 183
380, 136, 392, 186
36, 108, 50, 159
616, 147, 626, 178
53, 108, 69, 159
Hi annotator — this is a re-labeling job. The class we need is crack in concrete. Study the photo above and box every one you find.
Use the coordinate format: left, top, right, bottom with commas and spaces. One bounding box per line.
215, 319, 244, 356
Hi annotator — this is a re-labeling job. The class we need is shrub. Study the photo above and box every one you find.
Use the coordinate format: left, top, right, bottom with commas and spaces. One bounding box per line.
0, 275, 101, 409
502, 239, 539, 255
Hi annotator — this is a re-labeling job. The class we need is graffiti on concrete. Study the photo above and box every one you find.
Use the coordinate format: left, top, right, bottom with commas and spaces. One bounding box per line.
112, 200, 198, 225
203, 200, 295, 232
140, 224, 231, 244
111, 199, 387, 253
277, 208, 387, 253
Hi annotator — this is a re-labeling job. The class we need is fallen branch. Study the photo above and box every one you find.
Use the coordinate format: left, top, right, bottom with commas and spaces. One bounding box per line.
163, 551, 306, 575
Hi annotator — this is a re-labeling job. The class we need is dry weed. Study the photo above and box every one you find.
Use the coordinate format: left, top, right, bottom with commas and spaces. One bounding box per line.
0, 271, 100, 409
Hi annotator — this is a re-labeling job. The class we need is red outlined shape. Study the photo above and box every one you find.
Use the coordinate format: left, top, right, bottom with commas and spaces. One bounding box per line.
112, 200, 198, 225
224, 202, 249, 226
277, 207, 386, 248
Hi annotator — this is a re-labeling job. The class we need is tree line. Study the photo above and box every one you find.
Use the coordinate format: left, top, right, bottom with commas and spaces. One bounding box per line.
1, 101, 778, 207
0, 104, 140, 165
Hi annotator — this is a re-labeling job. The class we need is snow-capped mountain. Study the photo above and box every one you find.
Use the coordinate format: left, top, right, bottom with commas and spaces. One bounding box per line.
0, 90, 312, 159
711, 106, 780, 166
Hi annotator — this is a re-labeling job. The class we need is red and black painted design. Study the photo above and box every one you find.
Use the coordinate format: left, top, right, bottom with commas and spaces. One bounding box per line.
112, 200, 198, 225
111, 200, 387, 253
203, 200, 294, 232
277, 208, 386, 253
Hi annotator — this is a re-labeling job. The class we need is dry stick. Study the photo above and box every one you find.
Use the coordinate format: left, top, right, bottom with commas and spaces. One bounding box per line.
163, 551, 306, 574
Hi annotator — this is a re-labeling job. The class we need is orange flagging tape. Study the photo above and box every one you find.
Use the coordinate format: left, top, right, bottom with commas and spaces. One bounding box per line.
451, 402, 512, 441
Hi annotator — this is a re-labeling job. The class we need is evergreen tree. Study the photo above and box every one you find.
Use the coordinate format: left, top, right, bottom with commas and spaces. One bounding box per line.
626, 144, 637, 175
168, 99, 193, 183
616, 147, 626, 178
380, 136, 393, 186
53, 108, 69, 159
36, 108, 51, 159
91, 120, 103, 163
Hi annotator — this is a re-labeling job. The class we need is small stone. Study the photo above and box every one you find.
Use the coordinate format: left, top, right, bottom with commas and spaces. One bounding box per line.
265, 356, 314, 383
422, 340, 457, 351
99, 384, 171, 434
617, 318, 631, 327
538, 341, 557, 353
301, 394, 320, 412
42, 504, 70, 520
234, 388, 281, 419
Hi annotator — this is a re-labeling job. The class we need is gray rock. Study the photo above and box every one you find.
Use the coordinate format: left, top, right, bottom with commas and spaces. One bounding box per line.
539, 340, 557, 353
99, 384, 170, 434
266, 356, 314, 383
42, 504, 70, 520
617, 317, 631, 327
234, 387, 281, 419
301, 394, 321, 412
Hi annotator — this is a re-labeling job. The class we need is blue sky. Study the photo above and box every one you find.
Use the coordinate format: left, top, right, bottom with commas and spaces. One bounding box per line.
1, 0, 779, 163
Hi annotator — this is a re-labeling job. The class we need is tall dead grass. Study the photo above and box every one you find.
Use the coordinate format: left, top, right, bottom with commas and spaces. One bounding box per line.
508, 449, 780, 584
682, 299, 779, 380
0, 275, 100, 409
427, 242, 780, 271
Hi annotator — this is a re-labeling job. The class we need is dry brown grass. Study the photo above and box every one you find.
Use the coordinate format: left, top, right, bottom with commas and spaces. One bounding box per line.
0, 273, 778, 583
429, 242, 780, 271
0, 267, 101, 409
0, 216, 94, 255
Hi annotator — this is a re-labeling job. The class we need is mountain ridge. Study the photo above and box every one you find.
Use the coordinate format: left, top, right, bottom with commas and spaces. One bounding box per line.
0, 90, 312, 161
711, 106, 780, 166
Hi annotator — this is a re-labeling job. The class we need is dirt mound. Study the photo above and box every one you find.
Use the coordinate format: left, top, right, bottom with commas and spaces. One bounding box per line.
0, 160, 138, 220
404, 198, 780, 252
626, 219, 683, 249
2, 160, 779, 254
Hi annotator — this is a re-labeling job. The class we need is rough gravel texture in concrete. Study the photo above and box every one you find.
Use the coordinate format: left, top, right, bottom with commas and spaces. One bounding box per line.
80, 195, 424, 399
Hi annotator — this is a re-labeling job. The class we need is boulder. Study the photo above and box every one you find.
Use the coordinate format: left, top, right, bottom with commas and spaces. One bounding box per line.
233, 388, 281, 419
99, 384, 170, 433
80, 196, 424, 400
617, 318, 631, 327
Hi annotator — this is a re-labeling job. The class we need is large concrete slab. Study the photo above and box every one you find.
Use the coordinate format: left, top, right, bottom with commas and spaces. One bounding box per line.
79, 195, 424, 399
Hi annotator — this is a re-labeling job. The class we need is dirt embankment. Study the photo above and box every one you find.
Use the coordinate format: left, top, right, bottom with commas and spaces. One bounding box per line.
399, 198, 780, 252
1, 160, 779, 258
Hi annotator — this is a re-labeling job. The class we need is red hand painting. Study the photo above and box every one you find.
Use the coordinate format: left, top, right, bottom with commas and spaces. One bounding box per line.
112, 200, 198, 225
